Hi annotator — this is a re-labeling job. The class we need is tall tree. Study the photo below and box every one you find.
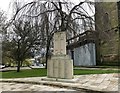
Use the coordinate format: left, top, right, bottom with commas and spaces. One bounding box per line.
0, 9, 7, 65
9, 19, 42, 72
11, 0, 95, 69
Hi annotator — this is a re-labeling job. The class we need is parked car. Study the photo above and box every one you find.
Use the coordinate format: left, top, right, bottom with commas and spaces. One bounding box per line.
0, 65, 5, 69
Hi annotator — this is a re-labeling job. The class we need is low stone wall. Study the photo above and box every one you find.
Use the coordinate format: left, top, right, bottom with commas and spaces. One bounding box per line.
103, 54, 119, 62
100, 54, 119, 66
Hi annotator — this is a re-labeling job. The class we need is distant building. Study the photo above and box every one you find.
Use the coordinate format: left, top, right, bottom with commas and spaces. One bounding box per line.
66, 3, 96, 66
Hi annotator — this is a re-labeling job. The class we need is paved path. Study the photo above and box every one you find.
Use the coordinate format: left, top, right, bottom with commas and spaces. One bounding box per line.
0, 67, 31, 72
0, 73, 119, 92
74, 67, 118, 70
1, 66, 118, 72
0, 82, 75, 92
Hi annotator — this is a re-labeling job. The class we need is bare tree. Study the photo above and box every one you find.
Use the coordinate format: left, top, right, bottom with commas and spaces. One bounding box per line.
0, 9, 7, 40
10, 0, 95, 69
8, 19, 42, 72
0, 9, 7, 66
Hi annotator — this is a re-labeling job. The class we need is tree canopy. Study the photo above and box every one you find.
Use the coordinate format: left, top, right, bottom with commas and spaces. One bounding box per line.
5, 0, 95, 71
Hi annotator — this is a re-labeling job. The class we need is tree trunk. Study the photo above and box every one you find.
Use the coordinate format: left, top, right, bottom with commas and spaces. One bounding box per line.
17, 61, 21, 72
20, 61, 23, 67
45, 38, 50, 69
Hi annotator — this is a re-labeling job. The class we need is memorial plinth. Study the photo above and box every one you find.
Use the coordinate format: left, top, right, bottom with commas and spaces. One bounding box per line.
47, 31, 73, 79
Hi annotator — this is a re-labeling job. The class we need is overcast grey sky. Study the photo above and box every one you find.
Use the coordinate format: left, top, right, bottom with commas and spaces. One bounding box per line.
0, 0, 86, 20
0, 0, 83, 12
0, 0, 119, 12
0, 0, 96, 20
0, 0, 11, 12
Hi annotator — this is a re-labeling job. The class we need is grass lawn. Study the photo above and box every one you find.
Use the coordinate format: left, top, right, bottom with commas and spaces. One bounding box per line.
0, 68, 119, 78
74, 66, 119, 68
1, 68, 47, 78
74, 69, 119, 75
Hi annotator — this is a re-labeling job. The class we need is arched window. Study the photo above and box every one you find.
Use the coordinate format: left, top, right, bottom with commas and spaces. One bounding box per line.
103, 12, 110, 31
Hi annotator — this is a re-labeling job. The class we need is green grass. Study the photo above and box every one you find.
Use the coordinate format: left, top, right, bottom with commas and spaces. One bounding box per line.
74, 69, 119, 75
74, 65, 119, 68
1, 68, 47, 78
0, 68, 119, 78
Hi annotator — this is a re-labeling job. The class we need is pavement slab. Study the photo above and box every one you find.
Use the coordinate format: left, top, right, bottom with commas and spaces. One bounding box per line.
0, 73, 119, 92
0, 82, 76, 92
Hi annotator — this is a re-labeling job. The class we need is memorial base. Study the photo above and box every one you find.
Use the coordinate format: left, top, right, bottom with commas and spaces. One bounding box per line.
47, 55, 73, 79
41, 77, 77, 83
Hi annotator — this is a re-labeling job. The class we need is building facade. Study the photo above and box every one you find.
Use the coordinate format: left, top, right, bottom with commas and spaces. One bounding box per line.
95, 2, 120, 65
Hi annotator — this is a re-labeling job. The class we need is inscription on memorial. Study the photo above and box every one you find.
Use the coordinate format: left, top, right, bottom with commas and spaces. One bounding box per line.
47, 31, 73, 79
53, 32, 66, 55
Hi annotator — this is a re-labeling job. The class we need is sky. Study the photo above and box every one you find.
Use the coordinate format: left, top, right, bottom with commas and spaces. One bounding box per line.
0, 0, 119, 13
0, 0, 12, 19
0, 0, 83, 11
0, 0, 83, 19
0, 0, 95, 20
0, 0, 11, 12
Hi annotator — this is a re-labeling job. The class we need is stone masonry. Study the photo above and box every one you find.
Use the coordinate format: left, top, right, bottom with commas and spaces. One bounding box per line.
47, 31, 73, 79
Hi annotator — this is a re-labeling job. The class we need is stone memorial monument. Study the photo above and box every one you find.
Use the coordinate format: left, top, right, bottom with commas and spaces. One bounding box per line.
47, 31, 73, 79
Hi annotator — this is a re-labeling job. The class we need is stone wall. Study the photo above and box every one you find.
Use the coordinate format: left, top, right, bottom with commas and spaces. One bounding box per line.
95, 2, 119, 64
